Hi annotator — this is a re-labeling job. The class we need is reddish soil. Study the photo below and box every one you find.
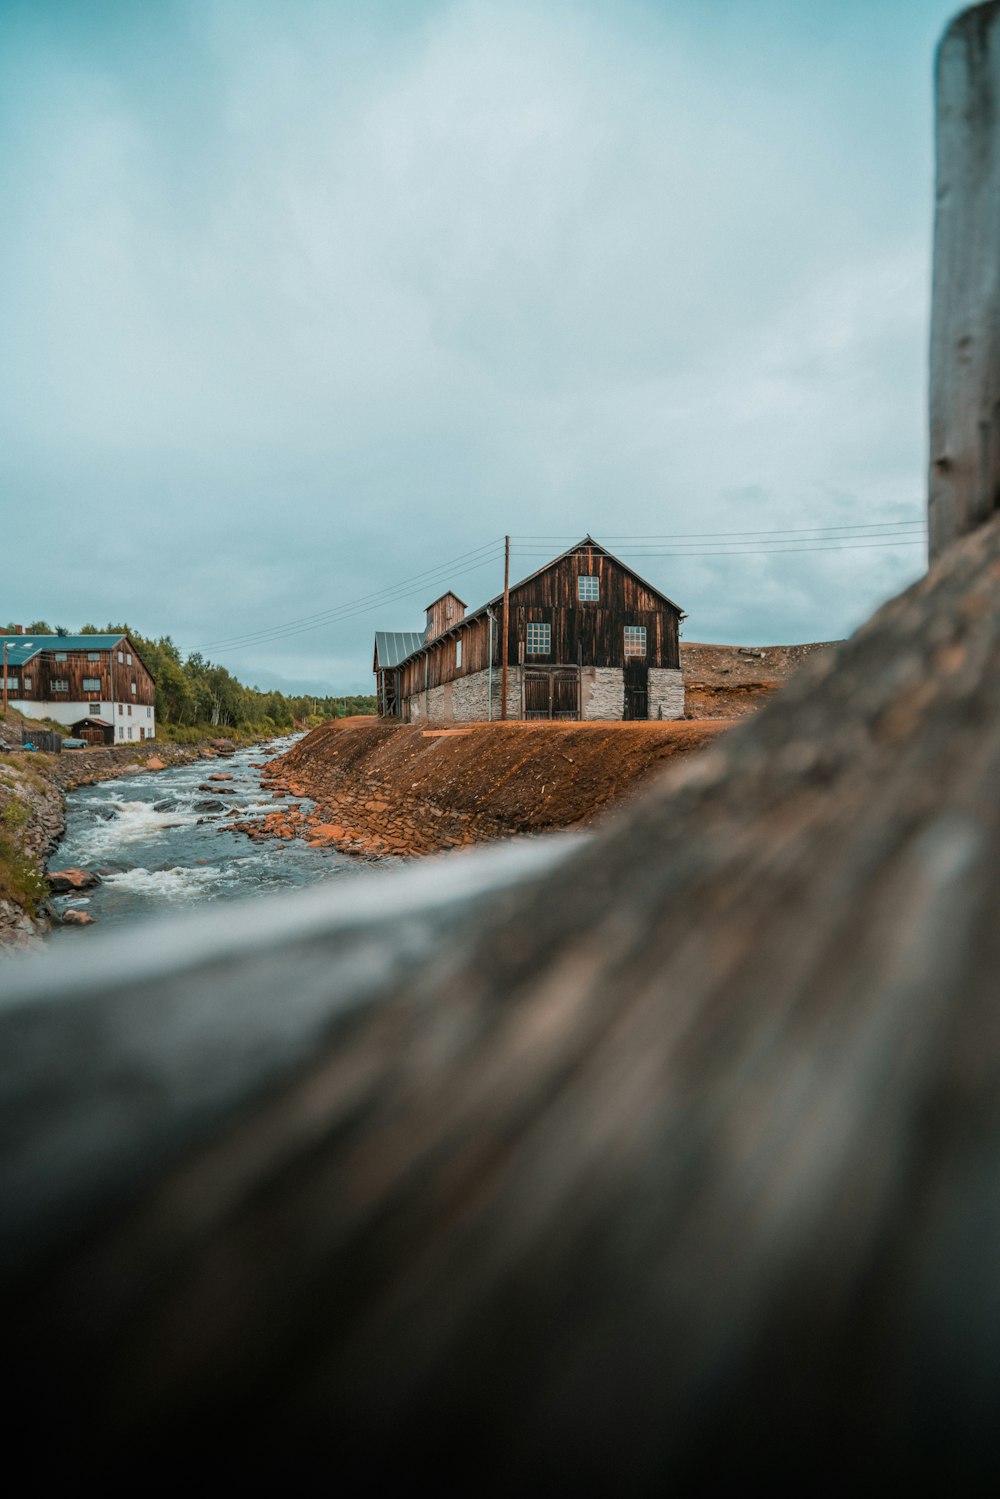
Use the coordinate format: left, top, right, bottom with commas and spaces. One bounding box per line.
230, 719, 731, 857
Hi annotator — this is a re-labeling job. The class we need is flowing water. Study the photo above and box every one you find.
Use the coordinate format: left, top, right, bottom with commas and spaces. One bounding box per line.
49, 739, 361, 930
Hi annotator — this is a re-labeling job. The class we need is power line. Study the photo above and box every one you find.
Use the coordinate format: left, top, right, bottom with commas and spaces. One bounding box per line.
511, 539, 926, 558
511, 520, 925, 540
195, 539, 504, 652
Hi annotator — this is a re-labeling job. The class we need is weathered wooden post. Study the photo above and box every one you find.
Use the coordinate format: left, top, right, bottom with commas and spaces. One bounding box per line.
929, 1, 1000, 556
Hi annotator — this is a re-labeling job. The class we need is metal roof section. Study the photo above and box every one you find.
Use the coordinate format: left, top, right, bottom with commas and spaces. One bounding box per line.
0, 638, 43, 666
374, 631, 427, 669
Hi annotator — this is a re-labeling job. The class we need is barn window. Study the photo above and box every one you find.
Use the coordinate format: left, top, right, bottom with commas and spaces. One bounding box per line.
23, 677, 31, 690
54, 652, 67, 662
126, 653, 132, 665
83, 677, 101, 692
3, 678, 18, 690
578, 575, 599, 601
624, 626, 647, 658
455, 638, 463, 668
51, 679, 68, 692
87, 652, 100, 662
117, 651, 124, 663
130, 682, 137, 694
526, 622, 551, 656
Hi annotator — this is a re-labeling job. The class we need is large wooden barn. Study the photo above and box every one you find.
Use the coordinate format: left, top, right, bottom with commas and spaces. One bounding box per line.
0, 631, 157, 743
374, 538, 685, 723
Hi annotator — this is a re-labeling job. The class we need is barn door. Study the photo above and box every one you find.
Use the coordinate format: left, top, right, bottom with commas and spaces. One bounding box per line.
524, 671, 551, 719
551, 670, 579, 719
623, 662, 648, 720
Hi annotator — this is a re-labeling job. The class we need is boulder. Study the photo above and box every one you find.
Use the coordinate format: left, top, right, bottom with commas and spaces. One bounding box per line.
194, 799, 224, 813
48, 869, 101, 894
60, 910, 95, 926
208, 773, 234, 782
153, 798, 178, 812
144, 756, 167, 771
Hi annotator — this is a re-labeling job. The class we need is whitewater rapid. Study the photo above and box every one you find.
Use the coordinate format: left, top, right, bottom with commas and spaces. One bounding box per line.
49, 739, 359, 928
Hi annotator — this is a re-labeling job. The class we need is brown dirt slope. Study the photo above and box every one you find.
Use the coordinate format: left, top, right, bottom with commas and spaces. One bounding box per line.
259, 719, 729, 856
681, 640, 839, 717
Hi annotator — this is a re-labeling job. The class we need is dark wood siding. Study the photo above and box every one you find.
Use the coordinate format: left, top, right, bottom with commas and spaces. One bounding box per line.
397, 546, 681, 700
15, 639, 155, 706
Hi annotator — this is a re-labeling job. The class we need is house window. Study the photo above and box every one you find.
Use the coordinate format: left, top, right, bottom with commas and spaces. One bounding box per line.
578, 575, 599, 601
128, 727, 133, 739
88, 703, 100, 714
54, 652, 67, 662
126, 653, 132, 665
118, 704, 123, 715
526, 622, 551, 656
127, 705, 132, 716
51, 678, 69, 692
624, 626, 647, 659
87, 652, 100, 662
3, 677, 18, 690
146, 707, 151, 717
117, 651, 124, 663
130, 681, 137, 694
23, 677, 31, 691
455, 638, 463, 669
82, 677, 101, 692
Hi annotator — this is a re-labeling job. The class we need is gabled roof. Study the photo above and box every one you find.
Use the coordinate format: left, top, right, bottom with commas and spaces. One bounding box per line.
0, 633, 156, 681
380, 536, 686, 670
424, 591, 468, 610
374, 630, 427, 670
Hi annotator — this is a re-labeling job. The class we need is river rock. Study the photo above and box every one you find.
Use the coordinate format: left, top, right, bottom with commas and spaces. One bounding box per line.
194, 799, 224, 812
153, 798, 178, 812
60, 909, 95, 926
48, 868, 101, 893
144, 756, 167, 771
94, 807, 116, 820
208, 773, 234, 782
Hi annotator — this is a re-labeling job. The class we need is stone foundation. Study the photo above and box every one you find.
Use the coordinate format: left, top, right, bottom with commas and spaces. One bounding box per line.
648, 668, 685, 720
405, 665, 684, 722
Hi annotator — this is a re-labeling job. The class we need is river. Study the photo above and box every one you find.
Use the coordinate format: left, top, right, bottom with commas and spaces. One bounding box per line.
48, 738, 362, 930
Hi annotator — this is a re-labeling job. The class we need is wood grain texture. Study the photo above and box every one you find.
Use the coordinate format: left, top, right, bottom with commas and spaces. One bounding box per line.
2, 514, 1000, 1484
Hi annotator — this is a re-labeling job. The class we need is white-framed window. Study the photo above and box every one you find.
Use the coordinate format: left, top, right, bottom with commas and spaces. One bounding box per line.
455, 638, 463, 669
54, 652, 67, 662
624, 626, 647, 658
51, 678, 69, 692
117, 651, 124, 663
82, 677, 101, 692
118, 704, 124, 715
578, 574, 599, 601
128, 727, 133, 739
127, 704, 132, 716
87, 652, 100, 661
146, 706, 151, 717
3, 677, 18, 690
88, 703, 100, 713
130, 681, 136, 694
23, 676, 31, 691
126, 652, 132, 665
526, 622, 551, 656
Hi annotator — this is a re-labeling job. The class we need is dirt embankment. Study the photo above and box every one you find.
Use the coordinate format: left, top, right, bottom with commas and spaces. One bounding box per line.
680, 641, 839, 717
247, 718, 730, 857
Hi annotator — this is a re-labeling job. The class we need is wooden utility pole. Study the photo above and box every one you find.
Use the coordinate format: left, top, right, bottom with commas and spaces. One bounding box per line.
500, 534, 510, 721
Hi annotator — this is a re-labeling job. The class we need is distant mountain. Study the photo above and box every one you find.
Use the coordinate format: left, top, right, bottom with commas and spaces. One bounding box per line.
245, 667, 342, 696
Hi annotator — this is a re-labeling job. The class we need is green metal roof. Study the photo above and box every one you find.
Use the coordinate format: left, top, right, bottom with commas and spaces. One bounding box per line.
0, 633, 133, 669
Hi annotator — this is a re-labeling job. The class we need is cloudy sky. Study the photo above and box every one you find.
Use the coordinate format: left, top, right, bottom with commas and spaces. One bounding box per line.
0, 0, 959, 693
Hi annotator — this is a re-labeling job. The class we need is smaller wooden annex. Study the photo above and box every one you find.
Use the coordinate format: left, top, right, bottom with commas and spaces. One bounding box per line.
374, 537, 685, 723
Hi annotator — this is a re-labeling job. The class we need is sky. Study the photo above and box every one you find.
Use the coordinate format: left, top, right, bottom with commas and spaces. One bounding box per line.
0, 0, 962, 693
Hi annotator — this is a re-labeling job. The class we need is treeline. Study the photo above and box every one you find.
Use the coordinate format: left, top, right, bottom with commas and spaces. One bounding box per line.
7, 620, 375, 736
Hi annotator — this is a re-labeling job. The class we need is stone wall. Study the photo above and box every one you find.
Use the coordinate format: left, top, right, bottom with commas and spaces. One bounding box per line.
581, 667, 624, 720
407, 664, 683, 722
648, 668, 685, 720
406, 669, 521, 724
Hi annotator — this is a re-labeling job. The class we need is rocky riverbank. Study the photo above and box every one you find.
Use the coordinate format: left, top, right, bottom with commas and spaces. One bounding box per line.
230, 718, 732, 858
0, 725, 280, 947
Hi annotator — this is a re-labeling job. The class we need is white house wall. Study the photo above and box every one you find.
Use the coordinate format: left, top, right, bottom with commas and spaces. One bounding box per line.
12, 699, 157, 742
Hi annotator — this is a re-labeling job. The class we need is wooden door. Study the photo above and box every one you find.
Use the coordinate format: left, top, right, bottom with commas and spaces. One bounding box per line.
623, 662, 648, 720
